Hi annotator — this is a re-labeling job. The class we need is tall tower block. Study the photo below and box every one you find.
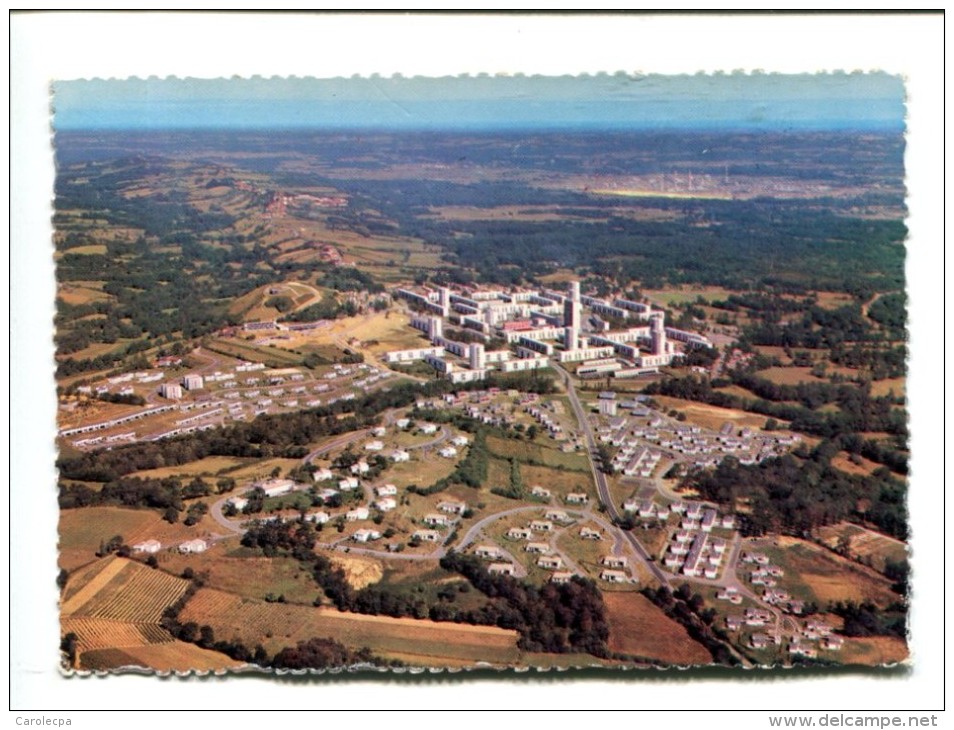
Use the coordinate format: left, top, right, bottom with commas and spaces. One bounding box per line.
563, 326, 577, 352
429, 316, 443, 342
651, 312, 666, 356
469, 343, 486, 371
439, 287, 451, 317
563, 281, 582, 351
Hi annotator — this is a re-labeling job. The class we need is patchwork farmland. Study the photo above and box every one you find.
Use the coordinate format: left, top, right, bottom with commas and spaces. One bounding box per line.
53, 121, 911, 673
60, 557, 200, 668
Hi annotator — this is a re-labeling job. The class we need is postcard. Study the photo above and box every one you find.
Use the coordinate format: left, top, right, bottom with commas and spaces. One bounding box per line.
50, 72, 910, 675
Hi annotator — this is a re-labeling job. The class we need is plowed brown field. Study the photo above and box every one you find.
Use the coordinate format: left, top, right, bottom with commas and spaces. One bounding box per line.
604, 592, 712, 665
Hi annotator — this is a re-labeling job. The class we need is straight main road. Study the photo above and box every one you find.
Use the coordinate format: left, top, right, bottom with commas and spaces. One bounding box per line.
554, 364, 671, 587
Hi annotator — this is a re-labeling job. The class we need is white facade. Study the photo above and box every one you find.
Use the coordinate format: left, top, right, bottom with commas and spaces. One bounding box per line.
133, 539, 162, 554
469, 343, 486, 370
182, 374, 204, 391
256, 478, 296, 498
346, 507, 370, 521
500, 357, 549, 373
160, 383, 183, 400
386, 346, 445, 364
353, 529, 382, 542
178, 539, 208, 554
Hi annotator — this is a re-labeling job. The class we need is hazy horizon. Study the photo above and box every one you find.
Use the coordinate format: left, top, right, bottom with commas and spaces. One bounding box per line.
53, 73, 906, 132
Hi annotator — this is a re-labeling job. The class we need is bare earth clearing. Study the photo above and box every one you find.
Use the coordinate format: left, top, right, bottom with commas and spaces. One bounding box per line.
78, 641, 244, 672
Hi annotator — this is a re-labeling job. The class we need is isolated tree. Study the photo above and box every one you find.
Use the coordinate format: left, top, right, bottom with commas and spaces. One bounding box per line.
60, 632, 78, 668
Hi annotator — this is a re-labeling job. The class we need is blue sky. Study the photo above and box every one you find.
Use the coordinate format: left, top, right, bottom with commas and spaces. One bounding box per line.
53, 73, 905, 131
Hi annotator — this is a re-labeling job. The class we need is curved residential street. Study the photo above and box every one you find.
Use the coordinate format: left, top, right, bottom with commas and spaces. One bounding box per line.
304, 430, 371, 464
205, 363, 784, 627
209, 496, 248, 535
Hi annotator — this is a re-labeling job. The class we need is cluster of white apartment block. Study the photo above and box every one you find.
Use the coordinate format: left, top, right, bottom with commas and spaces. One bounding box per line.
59, 404, 178, 439
615, 446, 662, 478
599, 409, 797, 471
393, 281, 712, 382
386, 336, 549, 384
658, 502, 733, 578
67, 356, 389, 449
580, 316, 674, 370
523, 403, 564, 437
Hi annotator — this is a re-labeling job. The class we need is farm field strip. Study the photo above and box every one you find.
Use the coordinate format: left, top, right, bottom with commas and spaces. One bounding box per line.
79, 641, 246, 672
79, 568, 191, 623
603, 592, 712, 665
61, 617, 174, 652
207, 337, 303, 366
130, 455, 251, 479
60, 557, 129, 615
181, 587, 520, 664
63, 558, 191, 623
181, 587, 245, 617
